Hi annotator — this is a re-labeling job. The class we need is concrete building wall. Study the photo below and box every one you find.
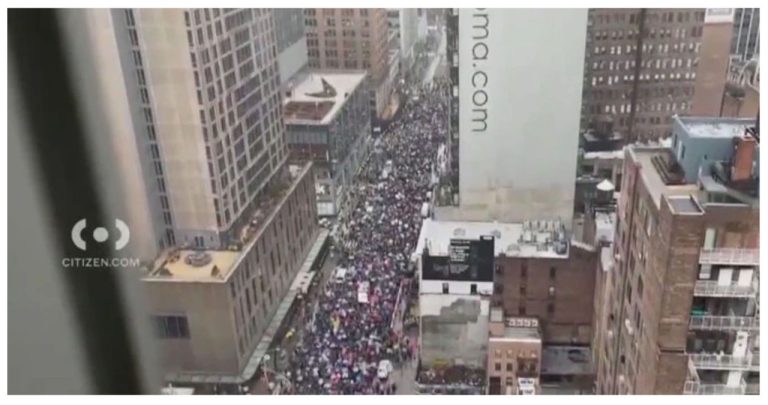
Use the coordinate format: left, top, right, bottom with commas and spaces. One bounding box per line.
143, 163, 319, 376
493, 246, 598, 345
144, 281, 237, 374
274, 9, 308, 84
83, 9, 163, 261
133, 9, 219, 239
420, 294, 490, 368
456, 9, 585, 228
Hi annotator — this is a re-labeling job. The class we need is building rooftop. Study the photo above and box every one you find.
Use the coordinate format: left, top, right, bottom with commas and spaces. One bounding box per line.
629, 147, 699, 210
414, 218, 570, 260
150, 250, 239, 281
494, 326, 541, 342
283, 71, 366, 125
164, 230, 327, 385
680, 116, 754, 139
145, 163, 313, 283
583, 149, 624, 160
541, 346, 593, 376
667, 195, 704, 214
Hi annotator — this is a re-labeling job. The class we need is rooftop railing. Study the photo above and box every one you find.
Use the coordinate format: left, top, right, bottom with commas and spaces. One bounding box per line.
699, 248, 759, 266
689, 315, 759, 332
689, 353, 760, 372
694, 279, 758, 298
684, 379, 747, 395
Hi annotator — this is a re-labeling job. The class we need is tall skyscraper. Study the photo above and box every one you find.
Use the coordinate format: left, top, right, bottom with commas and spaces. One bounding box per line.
592, 116, 759, 394
437, 9, 586, 229
112, 8, 290, 252
81, 8, 323, 383
303, 8, 393, 119
731, 8, 760, 62
581, 9, 706, 142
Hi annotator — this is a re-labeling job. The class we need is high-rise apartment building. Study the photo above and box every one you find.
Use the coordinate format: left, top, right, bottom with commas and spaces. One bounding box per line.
581, 9, 706, 142
81, 8, 324, 384
303, 8, 393, 120
731, 8, 760, 62
437, 9, 586, 228
592, 116, 759, 394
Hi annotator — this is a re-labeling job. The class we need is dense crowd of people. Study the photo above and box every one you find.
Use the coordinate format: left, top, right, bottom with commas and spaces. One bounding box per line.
286, 82, 450, 395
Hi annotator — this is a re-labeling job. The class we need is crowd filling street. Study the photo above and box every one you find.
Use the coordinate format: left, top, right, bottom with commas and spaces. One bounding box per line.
284, 79, 450, 395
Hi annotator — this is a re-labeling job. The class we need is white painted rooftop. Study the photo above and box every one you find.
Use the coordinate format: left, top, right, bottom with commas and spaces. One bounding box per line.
414, 218, 570, 260
283, 71, 366, 125
583, 150, 624, 160
683, 120, 752, 138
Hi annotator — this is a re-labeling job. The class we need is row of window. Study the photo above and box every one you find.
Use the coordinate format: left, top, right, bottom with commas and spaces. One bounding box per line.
591, 100, 689, 116
590, 10, 704, 26
591, 71, 697, 88
123, 11, 175, 247
591, 56, 695, 72
231, 180, 315, 356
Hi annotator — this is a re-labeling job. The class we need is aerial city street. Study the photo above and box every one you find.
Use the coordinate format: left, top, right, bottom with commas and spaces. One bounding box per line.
6, 7, 760, 397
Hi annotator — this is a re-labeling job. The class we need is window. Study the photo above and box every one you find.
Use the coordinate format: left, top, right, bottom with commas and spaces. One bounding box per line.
494, 362, 501, 372
153, 315, 190, 339
470, 284, 477, 295
547, 303, 555, 317
442, 283, 449, 294
549, 267, 556, 280
506, 362, 513, 372
518, 304, 526, 315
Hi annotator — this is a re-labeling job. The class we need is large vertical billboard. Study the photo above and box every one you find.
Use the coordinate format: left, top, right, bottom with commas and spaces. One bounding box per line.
457, 9, 586, 228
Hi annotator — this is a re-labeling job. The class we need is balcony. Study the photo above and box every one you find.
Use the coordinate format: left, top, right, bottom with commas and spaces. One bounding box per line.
689, 315, 759, 332
684, 379, 747, 395
690, 353, 760, 372
694, 280, 758, 298
699, 248, 759, 266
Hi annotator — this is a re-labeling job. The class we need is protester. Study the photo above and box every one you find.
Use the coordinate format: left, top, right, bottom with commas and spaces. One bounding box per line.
288, 81, 449, 395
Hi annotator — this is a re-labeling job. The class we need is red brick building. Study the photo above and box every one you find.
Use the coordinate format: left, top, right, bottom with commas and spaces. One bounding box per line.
592, 116, 759, 394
